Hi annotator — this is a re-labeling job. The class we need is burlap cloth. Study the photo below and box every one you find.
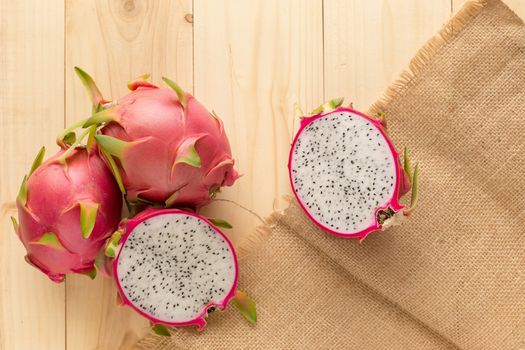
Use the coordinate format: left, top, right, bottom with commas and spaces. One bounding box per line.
137, 0, 525, 348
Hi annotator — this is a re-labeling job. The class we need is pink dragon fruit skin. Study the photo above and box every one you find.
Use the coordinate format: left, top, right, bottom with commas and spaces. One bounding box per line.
14, 147, 122, 282
86, 80, 239, 209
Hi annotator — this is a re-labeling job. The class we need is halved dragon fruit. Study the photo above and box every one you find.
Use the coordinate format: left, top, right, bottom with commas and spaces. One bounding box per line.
288, 99, 418, 240
109, 208, 240, 330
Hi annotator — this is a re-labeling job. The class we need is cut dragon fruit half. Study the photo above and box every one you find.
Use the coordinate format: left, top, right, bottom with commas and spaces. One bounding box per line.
113, 209, 238, 330
289, 106, 411, 240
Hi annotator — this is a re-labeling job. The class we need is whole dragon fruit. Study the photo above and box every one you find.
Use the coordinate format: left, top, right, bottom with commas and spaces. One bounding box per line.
81, 72, 239, 209
288, 99, 418, 240
106, 208, 255, 331
12, 146, 123, 282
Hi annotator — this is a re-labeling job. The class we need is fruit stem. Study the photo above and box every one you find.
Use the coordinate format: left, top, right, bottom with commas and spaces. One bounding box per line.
213, 199, 265, 224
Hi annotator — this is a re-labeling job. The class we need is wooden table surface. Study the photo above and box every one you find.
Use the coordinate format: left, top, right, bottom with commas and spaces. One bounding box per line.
1, 1, 523, 349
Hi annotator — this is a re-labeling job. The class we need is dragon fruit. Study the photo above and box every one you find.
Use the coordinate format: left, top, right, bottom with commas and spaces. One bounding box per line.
108, 208, 244, 330
288, 99, 418, 240
12, 146, 123, 282
79, 71, 239, 209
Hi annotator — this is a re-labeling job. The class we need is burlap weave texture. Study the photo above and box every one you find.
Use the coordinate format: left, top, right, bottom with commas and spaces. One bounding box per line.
138, 1, 525, 348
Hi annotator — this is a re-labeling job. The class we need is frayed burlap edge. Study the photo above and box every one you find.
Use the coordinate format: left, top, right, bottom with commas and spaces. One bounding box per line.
236, 195, 295, 260
135, 1, 505, 349
367, 0, 487, 116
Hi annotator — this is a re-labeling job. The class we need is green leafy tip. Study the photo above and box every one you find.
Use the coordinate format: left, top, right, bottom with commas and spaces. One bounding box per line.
376, 111, 387, 127
56, 117, 89, 148
310, 97, 345, 115
105, 231, 122, 258
406, 164, 419, 214
94, 252, 106, 274
151, 324, 171, 337
233, 290, 257, 325
294, 103, 305, 120
55, 127, 92, 165
135, 196, 157, 206
174, 135, 203, 168
33, 232, 65, 250
62, 132, 77, 146
162, 77, 186, 109
79, 201, 99, 239
209, 218, 233, 229
83, 108, 120, 128
127, 74, 153, 91
29, 147, 46, 176
18, 175, 28, 206
165, 191, 179, 208
100, 149, 126, 194
403, 146, 413, 183
86, 125, 97, 152
74, 66, 106, 109
78, 267, 97, 280
10, 216, 19, 234
95, 135, 131, 159
211, 110, 224, 132
211, 110, 221, 121
328, 97, 345, 109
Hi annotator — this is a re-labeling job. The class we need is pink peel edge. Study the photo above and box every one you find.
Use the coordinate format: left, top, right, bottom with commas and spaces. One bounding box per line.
112, 208, 239, 330
288, 107, 405, 240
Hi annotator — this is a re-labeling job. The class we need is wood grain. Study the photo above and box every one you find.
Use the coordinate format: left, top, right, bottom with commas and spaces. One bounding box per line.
194, 0, 324, 244
324, 0, 451, 110
2, 1, 525, 349
0, 1, 65, 349
64, 1, 193, 349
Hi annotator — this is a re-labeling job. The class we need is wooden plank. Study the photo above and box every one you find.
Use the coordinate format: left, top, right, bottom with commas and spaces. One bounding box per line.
64, 0, 193, 348
453, 0, 525, 17
0, 1, 66, 349
194, 0, 324, 244
324, 0, 451, 111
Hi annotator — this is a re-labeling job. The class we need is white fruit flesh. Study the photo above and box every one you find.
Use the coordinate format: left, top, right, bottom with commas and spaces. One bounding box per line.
290, 111, 396, 234
116, 213, 236, 323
